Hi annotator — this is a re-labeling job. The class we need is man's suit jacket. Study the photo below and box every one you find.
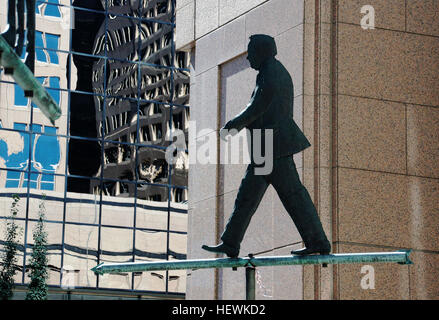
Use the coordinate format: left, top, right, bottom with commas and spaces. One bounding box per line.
224, 57, 311, 160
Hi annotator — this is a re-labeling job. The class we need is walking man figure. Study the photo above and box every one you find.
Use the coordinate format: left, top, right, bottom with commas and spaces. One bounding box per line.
202, 34, 330, 258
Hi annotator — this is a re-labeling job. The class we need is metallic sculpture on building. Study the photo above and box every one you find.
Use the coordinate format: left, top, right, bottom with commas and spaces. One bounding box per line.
202, 34, 330, 258
1, 0, 35, 72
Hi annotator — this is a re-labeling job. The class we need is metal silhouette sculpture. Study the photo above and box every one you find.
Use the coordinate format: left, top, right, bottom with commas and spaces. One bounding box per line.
202, 35, 330, 258
2, 0, 35, 72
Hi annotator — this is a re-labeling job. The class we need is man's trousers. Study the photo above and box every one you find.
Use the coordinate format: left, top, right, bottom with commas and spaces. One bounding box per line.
221, 156, 329, 251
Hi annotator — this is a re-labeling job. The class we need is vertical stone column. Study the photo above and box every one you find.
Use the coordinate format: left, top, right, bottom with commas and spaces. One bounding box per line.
302, 0, 335, 301
303, 0, 439, 300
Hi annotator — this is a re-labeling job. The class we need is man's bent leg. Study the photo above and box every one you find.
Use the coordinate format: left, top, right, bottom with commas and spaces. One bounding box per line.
220, 164, 269, 253
271, 157, 330, 253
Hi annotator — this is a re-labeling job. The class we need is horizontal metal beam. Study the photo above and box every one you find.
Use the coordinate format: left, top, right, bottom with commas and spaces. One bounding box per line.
91, 250, 412, 275
0, 35, 61, 125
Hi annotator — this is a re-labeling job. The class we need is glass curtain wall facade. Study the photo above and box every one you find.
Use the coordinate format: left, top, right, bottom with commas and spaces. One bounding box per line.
0, 0, 189, 296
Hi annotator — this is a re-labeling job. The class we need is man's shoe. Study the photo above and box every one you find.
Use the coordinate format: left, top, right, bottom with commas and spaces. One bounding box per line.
201, 243, 239, 258
291, 241, 331, 256
291, 247, 330, 255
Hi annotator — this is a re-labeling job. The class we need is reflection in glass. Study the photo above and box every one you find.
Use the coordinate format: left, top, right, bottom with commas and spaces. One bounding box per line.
169, 202, 188, 233
27, 192, 65, 222
63, 224, 98, 288
136, 197, 169, 231
173, 67, 190, 106
0, 0, 189, 297
0, 211, 25, 284
65, 191, 101, 225
67, 137, 101, 192
37, 0, 62, 18
100, 141, 137, 183
0, 130, 64, 191
99, 227, 133, 289
100, 192, 135, 228
169, 232, 186, 263
25, 221, 62, 286
134, 229, 168, 292
167, 263, 186, 293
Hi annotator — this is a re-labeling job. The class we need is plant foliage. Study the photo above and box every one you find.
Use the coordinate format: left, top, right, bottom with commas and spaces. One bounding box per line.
0, 195, 22, 300
25, 196, 49, 300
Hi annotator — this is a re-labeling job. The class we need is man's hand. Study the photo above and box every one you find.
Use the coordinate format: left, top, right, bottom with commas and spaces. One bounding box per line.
220, 121, 239, 142
219, 127, 229, 142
